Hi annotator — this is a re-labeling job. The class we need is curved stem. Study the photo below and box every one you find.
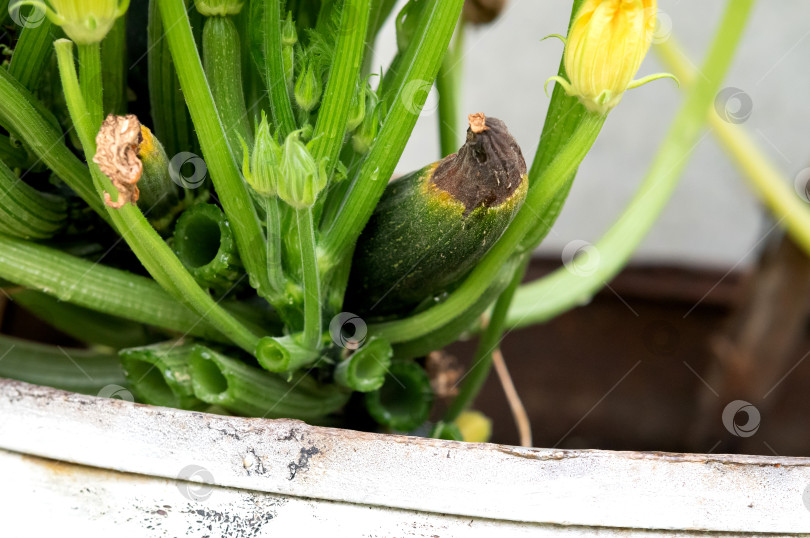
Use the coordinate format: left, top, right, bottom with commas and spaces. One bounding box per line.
506, 0, 756, 329
310, 0, 370, 173
203, 16, 253, 159
264, 197, 286, 298
444, 254, 527, 421
370, 113, 605, 343
258, 0, 296, 137
0, 234, 228, 342
55, 38, 260, 354
297, 207, 322, 349
320, 0, 464, 265
436, 19, 465, 158
158, 0, 273, 308
77, 43, 104, 128
0, 68, 107, 219
655, 36, 810, 258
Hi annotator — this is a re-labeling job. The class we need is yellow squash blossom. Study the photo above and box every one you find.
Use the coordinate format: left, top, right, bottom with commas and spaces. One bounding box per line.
16, 0, 129, 44
547, 0, 675, 115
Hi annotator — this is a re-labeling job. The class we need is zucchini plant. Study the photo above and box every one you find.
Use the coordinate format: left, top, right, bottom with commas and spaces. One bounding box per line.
0, 0, 755, 439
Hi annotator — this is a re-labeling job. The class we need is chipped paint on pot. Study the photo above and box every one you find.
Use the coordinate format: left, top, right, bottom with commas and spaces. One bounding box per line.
0, 379, 809, 536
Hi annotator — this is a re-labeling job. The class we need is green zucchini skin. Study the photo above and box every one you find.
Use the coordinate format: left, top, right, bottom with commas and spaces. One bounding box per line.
347, 116, 527, 317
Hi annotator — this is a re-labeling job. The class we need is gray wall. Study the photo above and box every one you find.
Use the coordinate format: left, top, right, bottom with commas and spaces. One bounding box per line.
373, 1, 810, 268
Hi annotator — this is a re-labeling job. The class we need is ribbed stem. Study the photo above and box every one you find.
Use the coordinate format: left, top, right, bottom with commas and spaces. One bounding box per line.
77, 43, 104, 128
0, 335, 126, 396
188, 345, 350, 419
436, 20, 465, 157
102, 16, 127, 115
309, 0, 370, 173
506, 0, 755, 329
445, 255, 527, 421
0, 159, 67, 240
159, 0, 275, 307
147, 0, 198, 157
254, 0, 296, 136
120, 341, 204, 409
0, 233, 226, 342
203, 16, 253, 159
0, 68, 106, 219
12, 289, 150, 349
264, 196, 286, 298
320, 0, 464, 265
297, 207, 322, 349
55, 39, 260, 354
7, 16, 54, 90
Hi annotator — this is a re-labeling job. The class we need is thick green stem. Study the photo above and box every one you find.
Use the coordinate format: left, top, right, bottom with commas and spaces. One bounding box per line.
13, 290, 151, 349
102, 16, 127, 115
77, 43, 104, 128
203, 16, 253, 159
320, 0, 464, 265
148, 0, 198, 157
506, 0, 755, 329
445, 255, 527, 421
297, 207, 322, 349
0, 335, 126, 396
55, 38, 260, 354
120, 341, 204, 409
264, 197, 286, 299
0, 234, 228, 341
0, 158, 67, 240
0, 68, 107, 219
188, 344, 350, 419
256, 0, 296, 136
310, 0, 370, 173
8, 16, 54, 90
655, 37, 810, 259
158, 0, 274, 307
436, 20, 465, 158
370, 113, 606, 343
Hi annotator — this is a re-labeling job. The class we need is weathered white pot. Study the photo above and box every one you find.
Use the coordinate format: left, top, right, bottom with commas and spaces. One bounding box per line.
0, 378, 808, 536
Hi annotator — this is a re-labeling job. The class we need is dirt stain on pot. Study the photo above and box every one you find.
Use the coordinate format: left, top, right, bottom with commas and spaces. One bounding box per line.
288, 446, 320, 480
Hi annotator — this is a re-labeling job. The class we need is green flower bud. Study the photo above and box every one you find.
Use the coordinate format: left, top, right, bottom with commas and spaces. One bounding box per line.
282, 45, 295, 92
242, 113, 282, 197
281, 11, 297, 46
346, 82, 368, 133
395, 0, 427, 54
352, 97, 381, 155
24, 0, 129, 44
294, 59, 322, 113
276, 130, 328, 209
195, 0, 243, 16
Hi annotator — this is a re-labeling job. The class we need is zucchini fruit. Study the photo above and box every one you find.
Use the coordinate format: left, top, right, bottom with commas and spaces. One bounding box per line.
347, 114, 527, 316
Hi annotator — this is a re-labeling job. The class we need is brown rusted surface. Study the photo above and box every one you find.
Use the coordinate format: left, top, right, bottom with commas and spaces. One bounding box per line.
93, 114, 143, 209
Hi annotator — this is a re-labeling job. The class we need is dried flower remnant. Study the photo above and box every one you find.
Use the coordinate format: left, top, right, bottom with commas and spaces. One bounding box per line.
468, 112, 488, 134
93, 114, 143, 209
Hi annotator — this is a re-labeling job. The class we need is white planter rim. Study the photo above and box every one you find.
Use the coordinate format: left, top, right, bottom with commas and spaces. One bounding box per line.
1, 378, 809, 534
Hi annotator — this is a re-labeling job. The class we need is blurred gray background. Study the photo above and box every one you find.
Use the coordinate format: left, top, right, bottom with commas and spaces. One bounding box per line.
372, 1, 810, 268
